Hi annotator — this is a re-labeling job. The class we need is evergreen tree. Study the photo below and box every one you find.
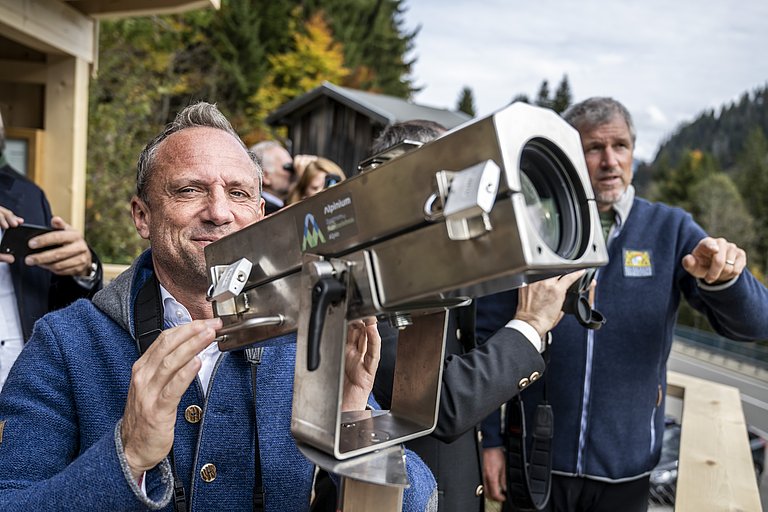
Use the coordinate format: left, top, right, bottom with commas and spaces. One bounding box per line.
735, 127, 768, 272
511, 93, 530, 104
651, 84, 768, 171
201, 0, 269, 111
456, 86, 476, 117
652, 149, 719, 212
305, 0, 418, 97
552, 74, 573, 114
535, 79, 552, 109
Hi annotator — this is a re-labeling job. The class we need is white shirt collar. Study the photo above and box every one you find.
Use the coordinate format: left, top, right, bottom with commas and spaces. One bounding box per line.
158, 284, 221, 396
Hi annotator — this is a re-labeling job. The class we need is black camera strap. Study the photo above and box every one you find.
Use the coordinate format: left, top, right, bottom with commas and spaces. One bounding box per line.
503, 271, 606, 510
503, 347, 553, 512
134, 273, 187, 512
246, 346, 266, 511
134, 273, 266, 511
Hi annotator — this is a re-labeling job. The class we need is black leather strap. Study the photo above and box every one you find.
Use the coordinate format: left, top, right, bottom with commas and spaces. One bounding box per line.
134, 273, 163, 354
503, 348, 553, 511
504, 397, 553, 511
246, 347, 265, 512
134, 274, 187, 512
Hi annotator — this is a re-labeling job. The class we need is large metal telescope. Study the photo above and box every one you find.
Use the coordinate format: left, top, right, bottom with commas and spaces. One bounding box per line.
204, 102, 608, 467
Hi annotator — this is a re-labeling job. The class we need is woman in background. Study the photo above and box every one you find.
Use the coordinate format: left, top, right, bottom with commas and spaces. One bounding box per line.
286, 157, 345, 204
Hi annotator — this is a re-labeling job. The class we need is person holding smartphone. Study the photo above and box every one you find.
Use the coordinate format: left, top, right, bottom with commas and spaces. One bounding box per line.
285, 156, 346, 205
0, 112, 102, 391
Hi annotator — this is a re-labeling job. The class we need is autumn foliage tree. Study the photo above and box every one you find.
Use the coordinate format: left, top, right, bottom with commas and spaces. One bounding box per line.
250, 10, 350, 126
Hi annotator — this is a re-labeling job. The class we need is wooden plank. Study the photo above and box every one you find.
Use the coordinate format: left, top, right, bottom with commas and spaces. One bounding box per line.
668, 371, 761, 511
0, 0, 94, 61
340, 479, 403, 511
66, 0, 219, 19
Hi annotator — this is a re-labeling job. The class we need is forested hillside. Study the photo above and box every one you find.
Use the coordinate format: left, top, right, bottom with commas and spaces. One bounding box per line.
651, 85, 768, 171
640, 84, 768, 278
639, 84, 768, 332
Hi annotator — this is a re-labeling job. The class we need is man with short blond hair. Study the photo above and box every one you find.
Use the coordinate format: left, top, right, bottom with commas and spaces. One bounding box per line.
0, 102, 436, 511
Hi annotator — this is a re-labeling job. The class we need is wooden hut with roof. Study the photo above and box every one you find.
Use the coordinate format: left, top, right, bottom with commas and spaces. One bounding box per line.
265, 81, 472, 176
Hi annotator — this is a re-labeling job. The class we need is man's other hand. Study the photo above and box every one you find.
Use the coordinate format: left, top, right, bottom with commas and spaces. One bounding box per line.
483, 447, 507, 502
341, 318, 380, 411
682, 236, 745, 284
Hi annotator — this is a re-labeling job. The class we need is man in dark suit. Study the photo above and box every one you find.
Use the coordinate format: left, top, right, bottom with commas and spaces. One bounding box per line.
0, 113, 102, 390
366, 121, 585, 512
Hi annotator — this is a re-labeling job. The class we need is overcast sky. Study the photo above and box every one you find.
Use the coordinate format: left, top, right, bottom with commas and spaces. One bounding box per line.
403, 0, 768, 162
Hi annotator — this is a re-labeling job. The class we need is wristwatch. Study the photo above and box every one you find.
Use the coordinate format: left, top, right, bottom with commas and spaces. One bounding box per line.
73, 261, 99, 288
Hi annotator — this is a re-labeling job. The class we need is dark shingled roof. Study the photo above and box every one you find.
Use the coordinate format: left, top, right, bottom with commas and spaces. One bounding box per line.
266, 81, 472, 129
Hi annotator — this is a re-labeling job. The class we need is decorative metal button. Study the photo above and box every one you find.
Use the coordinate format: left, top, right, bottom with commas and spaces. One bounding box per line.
200, 463, 217, 483
475, 484, 484, 496
518, 377, 530, 389
185, 405, 203, 424
529, 371, 541, 382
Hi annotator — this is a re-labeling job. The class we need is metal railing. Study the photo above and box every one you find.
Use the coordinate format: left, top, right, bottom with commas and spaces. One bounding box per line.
674, 325, 768, 368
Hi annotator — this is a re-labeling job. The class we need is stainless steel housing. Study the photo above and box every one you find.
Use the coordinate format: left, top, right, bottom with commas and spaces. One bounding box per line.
204, 102, 608, 460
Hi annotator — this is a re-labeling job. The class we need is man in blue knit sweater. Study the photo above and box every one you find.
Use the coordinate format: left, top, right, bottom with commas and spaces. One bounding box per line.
481, 97, 768, 511
0, 102, 436, 511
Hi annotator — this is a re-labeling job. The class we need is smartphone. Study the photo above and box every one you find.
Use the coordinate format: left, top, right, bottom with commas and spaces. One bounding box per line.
0, 224, 59, 259
324, 173, 343, 189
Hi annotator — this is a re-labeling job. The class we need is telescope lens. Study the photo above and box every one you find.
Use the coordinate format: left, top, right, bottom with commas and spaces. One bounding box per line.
520, 171, 560, 252
519, 138, 584, 258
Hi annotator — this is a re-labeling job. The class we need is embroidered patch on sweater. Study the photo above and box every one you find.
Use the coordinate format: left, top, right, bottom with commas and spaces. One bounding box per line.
623, 249, 653, 277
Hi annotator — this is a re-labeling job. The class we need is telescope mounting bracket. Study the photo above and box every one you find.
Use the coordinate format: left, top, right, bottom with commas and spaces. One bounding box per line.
430, 159, 501, 241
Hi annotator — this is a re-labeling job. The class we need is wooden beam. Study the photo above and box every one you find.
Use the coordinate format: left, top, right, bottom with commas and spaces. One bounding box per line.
38, 55, 90, 231
668, 371, 761, 511
0, 59, 48, 85
0, 0, 95, 61
66, 0, 219, 19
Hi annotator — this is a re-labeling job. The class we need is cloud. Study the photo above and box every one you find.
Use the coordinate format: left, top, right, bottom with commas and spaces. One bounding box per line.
405, 0, 768, 162
646, 105, 667, 126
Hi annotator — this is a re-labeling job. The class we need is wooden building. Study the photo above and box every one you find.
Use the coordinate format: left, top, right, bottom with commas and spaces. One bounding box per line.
0, 0, 217, 232
266, 81, 472, 176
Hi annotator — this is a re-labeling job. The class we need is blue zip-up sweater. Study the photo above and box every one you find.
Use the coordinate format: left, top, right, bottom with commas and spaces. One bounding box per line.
0, 251, 436, 510
479, 193, 768, 481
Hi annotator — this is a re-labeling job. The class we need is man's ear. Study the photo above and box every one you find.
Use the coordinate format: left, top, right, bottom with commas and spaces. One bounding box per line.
131, 196, 151, 240
261, 170, 272, 188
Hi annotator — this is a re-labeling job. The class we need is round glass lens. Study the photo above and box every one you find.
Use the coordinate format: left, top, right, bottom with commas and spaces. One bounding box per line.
520, 167, 561, 253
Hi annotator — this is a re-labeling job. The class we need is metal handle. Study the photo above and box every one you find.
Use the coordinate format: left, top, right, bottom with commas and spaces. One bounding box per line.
307, 277, 347, 371
214, 314, 285, 343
